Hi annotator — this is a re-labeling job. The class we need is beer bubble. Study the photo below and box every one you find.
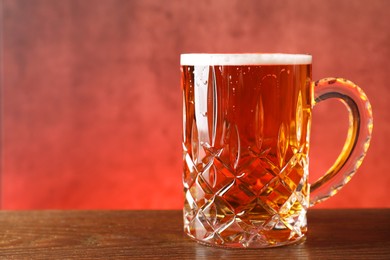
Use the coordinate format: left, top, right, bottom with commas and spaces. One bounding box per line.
280, 68, 290, 75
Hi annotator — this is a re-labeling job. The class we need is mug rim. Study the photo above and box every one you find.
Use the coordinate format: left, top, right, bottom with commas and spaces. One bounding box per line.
180, 53, 312, 66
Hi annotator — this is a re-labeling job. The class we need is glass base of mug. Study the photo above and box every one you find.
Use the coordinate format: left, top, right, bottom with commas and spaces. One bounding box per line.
185, 230, 307, 249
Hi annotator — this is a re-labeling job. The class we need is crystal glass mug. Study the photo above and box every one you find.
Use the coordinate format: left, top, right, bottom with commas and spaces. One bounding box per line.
180, 53, 373, 248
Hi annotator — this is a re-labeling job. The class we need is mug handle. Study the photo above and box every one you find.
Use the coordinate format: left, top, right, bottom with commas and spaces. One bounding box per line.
309, 78, 373, 206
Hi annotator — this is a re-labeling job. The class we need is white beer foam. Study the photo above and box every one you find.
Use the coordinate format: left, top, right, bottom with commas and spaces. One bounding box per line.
180, 53, 312, 65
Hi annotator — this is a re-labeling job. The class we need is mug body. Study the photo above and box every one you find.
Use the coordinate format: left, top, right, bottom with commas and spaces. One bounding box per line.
181, 54, 313, 248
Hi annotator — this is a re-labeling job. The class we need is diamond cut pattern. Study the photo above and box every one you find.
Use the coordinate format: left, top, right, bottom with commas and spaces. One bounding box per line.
203, 156, 235, 193
184, 143, 309, 248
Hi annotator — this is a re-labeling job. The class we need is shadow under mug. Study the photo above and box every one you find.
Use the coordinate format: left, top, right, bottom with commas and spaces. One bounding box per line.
180, 53, 373, 248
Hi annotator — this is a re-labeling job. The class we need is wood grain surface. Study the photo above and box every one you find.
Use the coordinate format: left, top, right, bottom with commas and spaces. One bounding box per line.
0, 209, 389, 259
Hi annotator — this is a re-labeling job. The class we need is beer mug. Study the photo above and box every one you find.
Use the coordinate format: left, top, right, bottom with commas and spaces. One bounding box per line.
180, 53, 373, 248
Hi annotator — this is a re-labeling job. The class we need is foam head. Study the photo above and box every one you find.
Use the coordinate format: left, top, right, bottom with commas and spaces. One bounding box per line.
180, 53, 312, 66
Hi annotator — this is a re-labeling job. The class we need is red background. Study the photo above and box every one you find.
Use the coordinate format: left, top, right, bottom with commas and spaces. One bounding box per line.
1, 0, 389, 209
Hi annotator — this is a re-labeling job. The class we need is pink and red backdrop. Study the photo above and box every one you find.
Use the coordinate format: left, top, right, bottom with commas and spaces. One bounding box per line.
2, 0, 389, 209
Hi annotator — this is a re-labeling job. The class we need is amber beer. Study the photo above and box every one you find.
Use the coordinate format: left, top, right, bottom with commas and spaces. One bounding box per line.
181, 54, 313, 248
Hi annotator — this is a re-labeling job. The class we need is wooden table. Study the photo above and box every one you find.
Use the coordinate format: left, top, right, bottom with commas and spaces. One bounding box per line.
0, 209, 389, 259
